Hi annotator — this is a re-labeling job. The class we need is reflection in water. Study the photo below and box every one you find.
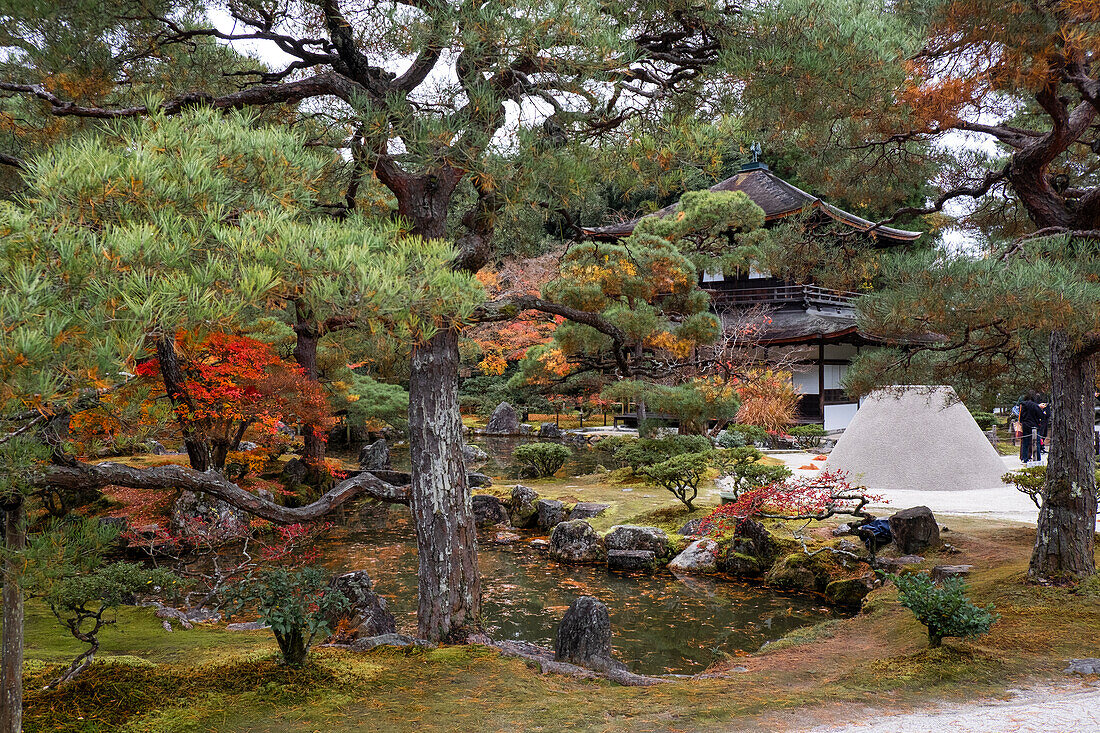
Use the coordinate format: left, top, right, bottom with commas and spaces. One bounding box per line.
323, 504, 836, 676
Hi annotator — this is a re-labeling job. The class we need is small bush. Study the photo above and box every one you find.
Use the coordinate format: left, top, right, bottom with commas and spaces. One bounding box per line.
970, 411, 998, 430
642, 452, 711, 509
787, 424, 826, 449
224, 566, 349, 667
613, 435, 712, 472
722, 424, 769, 447
891, 571, 998, 648
1002, 465, 1100, 509
712, 446, 791, 499
714, 429, 748, 448
512, 442, 572, 477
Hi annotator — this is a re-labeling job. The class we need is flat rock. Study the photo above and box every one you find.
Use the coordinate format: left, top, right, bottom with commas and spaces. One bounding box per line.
529, 538, 550, 551
571, 502, 610, 521
668, 538, 718, 574
349, 633, 434, 651
605, 525, 670, 557
932, 564, 973, 582
227, 621, 269, 631
467, 472, 493, 488
895, 555, 925, 565
492, 531, 522, 545
1065, 659, 1100, 675
607, 549, 658, 572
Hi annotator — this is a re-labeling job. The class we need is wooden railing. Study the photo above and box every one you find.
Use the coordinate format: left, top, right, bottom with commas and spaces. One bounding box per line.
705, 283, 858, 309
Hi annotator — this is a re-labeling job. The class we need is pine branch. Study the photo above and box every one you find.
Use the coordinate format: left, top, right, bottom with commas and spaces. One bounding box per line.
37, 462, 409, 522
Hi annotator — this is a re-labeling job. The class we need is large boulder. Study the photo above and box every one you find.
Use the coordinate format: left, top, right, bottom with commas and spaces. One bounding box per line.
824, 574, 878, 610
549, 520, 606, 564
605, 525, 670, 558
607, 549, 658, 572
485, 402, 521, 435
536, 499, 569, 531
472, 494, 510, 528
888, 506, 941, 555
509, 485, 540, 528
358, 439, 392, 470
327, 571, 397, 639
537, 422, 564, 440
668, 538, 718, 574
570, 502, 610, 521
172, 491, 247, 537
467, 472, 493, 488
554, 596, 624, 672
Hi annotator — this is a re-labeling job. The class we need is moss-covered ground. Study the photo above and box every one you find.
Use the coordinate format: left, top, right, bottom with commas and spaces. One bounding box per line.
20, 512, 1100, 733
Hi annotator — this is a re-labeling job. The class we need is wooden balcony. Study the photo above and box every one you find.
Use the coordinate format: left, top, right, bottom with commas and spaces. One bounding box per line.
705, 283, 858, 310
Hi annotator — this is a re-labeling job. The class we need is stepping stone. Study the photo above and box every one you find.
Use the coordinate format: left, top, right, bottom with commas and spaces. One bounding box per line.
1065, 659, 1100, 675
932, 564, 972, 582
570, 502, 610, 520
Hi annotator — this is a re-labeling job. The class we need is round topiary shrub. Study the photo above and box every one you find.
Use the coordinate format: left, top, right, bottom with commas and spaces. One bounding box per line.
512, 442, 572, 477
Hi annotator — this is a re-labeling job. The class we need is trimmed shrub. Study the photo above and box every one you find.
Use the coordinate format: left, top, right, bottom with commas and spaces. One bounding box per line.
512, 442, 572, 477
787, 424, 826, 449
891, 571, 998, 648
713, 446, 792, 499
613, 435, 712, 472
642, 452, 711, 509
970, 411, 998, 430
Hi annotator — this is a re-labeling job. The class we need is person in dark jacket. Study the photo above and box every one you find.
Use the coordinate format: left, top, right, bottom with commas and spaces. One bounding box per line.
1019, 393, 1044, 463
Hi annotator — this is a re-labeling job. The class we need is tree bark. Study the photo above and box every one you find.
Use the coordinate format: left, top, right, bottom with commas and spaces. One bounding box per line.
407, 328, 482, 641
292, 318, 326, 472
1, 499, 25, 733
156, 336, 213, 472
1029, 331, 1098, 581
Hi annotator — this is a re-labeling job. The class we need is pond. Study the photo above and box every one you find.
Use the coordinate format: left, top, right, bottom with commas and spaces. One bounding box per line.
321, 505, 838, 676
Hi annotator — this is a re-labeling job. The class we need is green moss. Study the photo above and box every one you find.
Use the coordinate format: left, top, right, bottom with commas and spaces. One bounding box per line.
761, 619, 842, 653
839, 646, 1005, 692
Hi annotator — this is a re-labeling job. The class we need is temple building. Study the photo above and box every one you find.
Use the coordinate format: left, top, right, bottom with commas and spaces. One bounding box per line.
581, 160, 921, 431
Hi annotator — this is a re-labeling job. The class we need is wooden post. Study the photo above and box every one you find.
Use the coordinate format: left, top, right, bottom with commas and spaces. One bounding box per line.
818, 339, 826, 423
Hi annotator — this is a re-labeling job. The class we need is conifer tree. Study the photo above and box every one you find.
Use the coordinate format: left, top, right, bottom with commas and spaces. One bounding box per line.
745, 0, 1100, 581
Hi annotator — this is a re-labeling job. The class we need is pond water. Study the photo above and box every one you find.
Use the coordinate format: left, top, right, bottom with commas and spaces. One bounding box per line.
321, 505, 838, 676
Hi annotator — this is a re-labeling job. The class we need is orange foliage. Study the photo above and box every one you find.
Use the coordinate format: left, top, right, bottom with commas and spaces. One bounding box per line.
735, 369, 800, 433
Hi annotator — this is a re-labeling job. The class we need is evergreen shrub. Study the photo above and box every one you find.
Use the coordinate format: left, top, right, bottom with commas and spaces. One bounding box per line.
891, 571, 998, 648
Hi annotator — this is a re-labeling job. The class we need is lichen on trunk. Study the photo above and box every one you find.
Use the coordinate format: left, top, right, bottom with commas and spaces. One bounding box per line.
1029, 331, 1098, 581
408, 328, 482, 641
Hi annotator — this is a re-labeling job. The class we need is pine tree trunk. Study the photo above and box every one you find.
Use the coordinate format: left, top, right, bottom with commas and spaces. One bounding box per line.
407, 328, 482, 641
292, 323, 326, 472
1, 499, 25, 733
1029, 331, 1098, 581
156, 336, 213, 472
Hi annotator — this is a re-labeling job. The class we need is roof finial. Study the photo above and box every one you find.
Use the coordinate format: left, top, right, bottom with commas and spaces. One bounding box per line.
750, 140, 762, 163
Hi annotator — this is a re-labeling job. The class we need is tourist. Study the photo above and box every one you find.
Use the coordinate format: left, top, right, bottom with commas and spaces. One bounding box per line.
1019, 393, 1044, 464
1009, 398, 1022, 447
1039, 399, 1051, 458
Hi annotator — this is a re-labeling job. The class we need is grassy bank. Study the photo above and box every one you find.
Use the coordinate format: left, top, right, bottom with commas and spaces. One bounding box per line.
20, 514, 1100, 733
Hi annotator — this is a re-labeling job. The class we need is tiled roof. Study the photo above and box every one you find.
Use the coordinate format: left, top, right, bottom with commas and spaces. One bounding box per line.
582, 167, 921, 244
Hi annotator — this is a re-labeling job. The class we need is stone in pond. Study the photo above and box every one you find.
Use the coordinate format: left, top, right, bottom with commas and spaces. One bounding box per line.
549, 520, 606, 564
888, 506, 940, 555
327, 570, 397, 639
537, 422, 564, 440
485, 402, 521, 434
607, 549, 657, 572
509, 484, 540, 528
529, 538, 550, 550
605, 525, 670, 558
570, 502, 610, 521
472, 494, 510, 527
462, 443, 489, 464
536, 499, 568, 531
493, 531, 522, 545
358, 438, 391, 470
467, 472, 493, 488
554, 596, 625, 672
668, 538, 718, 574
